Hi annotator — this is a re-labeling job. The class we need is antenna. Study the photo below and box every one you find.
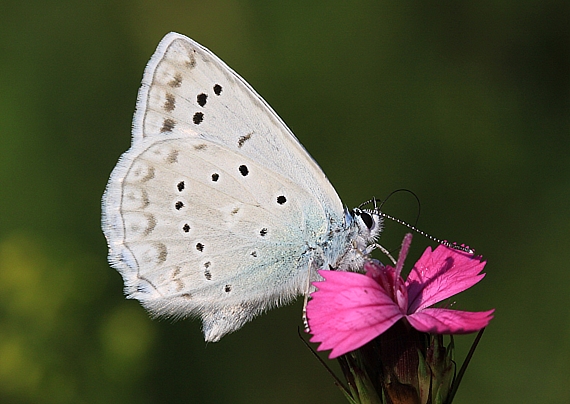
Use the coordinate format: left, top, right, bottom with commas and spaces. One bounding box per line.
361, 194, 475, 254
379, 211, 475, 254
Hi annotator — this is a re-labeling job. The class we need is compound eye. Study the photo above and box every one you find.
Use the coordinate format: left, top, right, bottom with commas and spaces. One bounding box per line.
360, 211, 374, 229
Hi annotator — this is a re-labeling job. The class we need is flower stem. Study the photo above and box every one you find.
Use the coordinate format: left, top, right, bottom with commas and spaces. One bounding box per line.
445, 328, 486, 404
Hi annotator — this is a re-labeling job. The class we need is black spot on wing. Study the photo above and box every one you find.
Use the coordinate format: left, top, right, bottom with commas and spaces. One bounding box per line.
197, 93, 207, 107
193, 112, 204, 124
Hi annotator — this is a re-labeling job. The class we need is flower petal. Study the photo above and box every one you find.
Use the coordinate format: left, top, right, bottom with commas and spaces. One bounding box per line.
307, 270, 403, 358
406, 246, 487, 313
406, 308, 495, 334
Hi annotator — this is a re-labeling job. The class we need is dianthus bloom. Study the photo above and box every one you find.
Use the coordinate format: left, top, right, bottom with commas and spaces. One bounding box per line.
307, 234, 494, 359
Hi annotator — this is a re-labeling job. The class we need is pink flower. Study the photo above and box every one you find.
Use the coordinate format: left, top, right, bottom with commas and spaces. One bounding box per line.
307, 235, 494, 358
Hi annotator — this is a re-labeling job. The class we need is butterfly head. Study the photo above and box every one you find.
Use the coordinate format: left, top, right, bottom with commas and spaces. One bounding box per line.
345, 207, 382, 253
350, 207, 382, 240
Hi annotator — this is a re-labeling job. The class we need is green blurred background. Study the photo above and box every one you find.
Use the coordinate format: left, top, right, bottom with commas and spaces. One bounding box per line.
1, 1, 568, 403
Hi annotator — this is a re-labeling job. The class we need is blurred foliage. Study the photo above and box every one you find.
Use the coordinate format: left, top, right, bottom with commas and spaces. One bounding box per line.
0, 1, 568, 403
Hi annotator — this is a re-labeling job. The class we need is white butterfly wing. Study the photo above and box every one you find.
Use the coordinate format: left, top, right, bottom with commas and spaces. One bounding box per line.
136, 33, 342, 213
102, 33, 346, 341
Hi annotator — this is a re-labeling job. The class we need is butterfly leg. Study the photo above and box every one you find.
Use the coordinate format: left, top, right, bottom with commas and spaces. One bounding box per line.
372, 242, 397, 265
301, 258, 314, 333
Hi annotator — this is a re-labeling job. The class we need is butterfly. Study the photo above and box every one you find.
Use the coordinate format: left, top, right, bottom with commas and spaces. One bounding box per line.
102, 33, 381, 342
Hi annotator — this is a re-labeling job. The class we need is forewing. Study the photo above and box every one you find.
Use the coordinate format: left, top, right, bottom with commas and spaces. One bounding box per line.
134, 32, 342, 215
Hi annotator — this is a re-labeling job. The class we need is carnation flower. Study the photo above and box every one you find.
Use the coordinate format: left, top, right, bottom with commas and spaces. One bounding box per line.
307, 234, 494, 359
